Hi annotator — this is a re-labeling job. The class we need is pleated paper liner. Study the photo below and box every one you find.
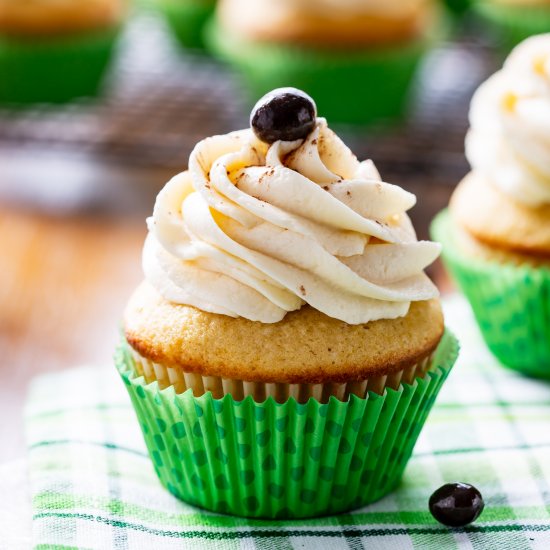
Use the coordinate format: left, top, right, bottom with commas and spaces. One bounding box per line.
205, 20, 434, 125
473, 2, 550, 52
432, 210, 550, 379
116, 330, 458, 518
0, 26, 120, 104
128, 344, 437, 404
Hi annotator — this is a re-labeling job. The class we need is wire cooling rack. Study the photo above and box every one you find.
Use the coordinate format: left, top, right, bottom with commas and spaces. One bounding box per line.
0, 12, 500, 232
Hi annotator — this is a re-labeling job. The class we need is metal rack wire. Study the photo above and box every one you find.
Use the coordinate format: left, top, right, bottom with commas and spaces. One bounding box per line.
0, 13, 500, 228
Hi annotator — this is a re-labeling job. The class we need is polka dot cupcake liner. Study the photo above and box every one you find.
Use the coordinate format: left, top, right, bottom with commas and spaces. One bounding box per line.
432, 210, 550, 379
115, 330, 458, 519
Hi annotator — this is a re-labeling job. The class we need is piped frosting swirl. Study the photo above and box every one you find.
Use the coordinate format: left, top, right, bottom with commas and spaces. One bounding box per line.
144, 119, 440, 324
466, 34, 550, 207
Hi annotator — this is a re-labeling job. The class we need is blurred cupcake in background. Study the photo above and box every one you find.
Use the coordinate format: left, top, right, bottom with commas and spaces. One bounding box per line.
0, 0, 128, 104
206, 0, 443, 125
432, 34, 550, 378
151, 0, 215, 50
473, 0, 550, 50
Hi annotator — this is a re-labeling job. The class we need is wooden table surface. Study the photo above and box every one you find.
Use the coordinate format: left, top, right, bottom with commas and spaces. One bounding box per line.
0, 206, 146, 461
0, 202, 452, 463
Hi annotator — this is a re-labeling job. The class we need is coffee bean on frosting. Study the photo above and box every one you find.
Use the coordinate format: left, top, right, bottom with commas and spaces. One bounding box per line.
250, 87, 317, 144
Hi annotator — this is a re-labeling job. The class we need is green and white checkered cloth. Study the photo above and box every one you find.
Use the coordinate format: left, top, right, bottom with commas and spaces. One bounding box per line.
25, 295, 550, 550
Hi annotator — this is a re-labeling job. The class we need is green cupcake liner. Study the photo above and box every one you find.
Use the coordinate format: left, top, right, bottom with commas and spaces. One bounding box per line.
115, 330, 458, 519
473, 1, 550, 51
205, 20, 437, 125
154, 0, 215, 50
443, 0, 472, 16
432, 210, 550, 378
0, 27, 120, 104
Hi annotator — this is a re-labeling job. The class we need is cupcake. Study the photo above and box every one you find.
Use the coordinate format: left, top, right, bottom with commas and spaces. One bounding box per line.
0, 0, 127, 104
473, 0, 550, 50
117, 88, 459, 518
432, 35, 550, 378
152, 0, 215, 50
206, 0, 442, 124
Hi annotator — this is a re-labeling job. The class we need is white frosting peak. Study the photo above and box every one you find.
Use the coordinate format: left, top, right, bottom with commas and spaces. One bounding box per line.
144, 119, 440, 323
466, 34, 550, 207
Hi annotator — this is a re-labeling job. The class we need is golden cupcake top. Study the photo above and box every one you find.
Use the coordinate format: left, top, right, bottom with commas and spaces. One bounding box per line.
125, 283, 443, 383
451, 172, 550, 256
216, 0, 436, 47
143, 88, 441, 325
0, 0, 127, 36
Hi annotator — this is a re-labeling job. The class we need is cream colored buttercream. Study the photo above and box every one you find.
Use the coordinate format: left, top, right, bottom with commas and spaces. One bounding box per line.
466, 34, 550, 207
143, 119, 440, 324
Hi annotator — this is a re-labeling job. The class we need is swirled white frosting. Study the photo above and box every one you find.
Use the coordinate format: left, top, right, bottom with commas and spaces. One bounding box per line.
144, 119, 440, 324
466, 34, 550, 207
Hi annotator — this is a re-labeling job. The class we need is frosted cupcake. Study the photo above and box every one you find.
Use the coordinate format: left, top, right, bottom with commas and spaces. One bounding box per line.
432, 35, 550, 378
117, 88, 459, 518
0, 0, 127, 103
206, 0, 442, 124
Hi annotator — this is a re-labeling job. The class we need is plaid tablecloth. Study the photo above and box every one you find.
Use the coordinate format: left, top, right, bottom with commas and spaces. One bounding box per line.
25, 295, 550, 549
